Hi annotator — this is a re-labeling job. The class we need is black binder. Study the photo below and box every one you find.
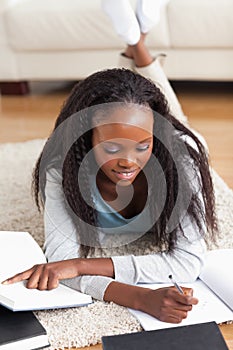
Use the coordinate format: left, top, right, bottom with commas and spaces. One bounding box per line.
0, 305, 49, 349
102, 321, 229, 350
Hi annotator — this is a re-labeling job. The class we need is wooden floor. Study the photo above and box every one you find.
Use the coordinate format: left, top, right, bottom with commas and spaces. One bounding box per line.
0, 80, 232, 188
175, 81, 233, 189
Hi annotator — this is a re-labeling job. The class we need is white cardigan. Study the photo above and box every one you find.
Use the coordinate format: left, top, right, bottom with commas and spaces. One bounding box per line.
43, 164, 206, 301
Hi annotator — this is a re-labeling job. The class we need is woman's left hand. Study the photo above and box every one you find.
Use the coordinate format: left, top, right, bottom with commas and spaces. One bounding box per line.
1, 259, 80, 290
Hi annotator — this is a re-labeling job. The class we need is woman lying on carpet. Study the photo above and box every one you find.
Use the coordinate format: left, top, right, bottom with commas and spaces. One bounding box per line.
3, 69, 218, 324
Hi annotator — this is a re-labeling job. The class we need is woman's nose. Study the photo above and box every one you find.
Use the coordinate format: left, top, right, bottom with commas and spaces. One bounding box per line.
117, 157, 135, 168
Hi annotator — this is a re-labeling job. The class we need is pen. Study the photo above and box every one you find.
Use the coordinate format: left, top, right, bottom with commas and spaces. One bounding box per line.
168, 274, 184, 294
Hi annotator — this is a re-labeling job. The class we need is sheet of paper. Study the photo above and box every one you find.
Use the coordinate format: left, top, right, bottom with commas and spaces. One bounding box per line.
0, 281, 92, 311
0, 231, 46, 282
199, 249, 233, 310
0, 231, 92, 311
128, 280, 233, 331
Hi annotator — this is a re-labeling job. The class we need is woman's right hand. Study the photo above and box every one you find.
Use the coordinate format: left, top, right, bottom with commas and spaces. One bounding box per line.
141, 286, 198, 323
1, 259, 80, 290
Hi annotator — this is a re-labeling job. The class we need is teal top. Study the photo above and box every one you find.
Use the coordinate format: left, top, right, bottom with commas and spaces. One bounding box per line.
89, 174, 154, 236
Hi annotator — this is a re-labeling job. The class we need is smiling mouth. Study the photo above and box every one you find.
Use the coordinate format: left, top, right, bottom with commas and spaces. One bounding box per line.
112, 169, 138, 180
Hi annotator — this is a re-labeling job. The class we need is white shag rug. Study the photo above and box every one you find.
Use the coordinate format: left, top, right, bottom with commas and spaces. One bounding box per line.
0, 139, 232, 349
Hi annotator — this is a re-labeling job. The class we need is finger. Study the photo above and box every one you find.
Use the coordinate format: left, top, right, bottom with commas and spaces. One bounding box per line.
173, 309, 188, 321
161, 312, 186, 324
180, 287, 191, 297
37, 266, 50, 291
35, 265, 59, 290
188, 296, 199, 305
167, 311, 188, 323
174, 303, 193, 312
166, 316, 182, 324
180, 288, 199, 305
1, 268, 35, 285
47, 274, 59, 290
172, 289, 198, 305
164, 308, 189, 323
26, 266, 44, 289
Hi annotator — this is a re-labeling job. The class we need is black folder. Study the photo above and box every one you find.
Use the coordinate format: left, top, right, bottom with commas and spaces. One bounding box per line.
102, 321, 229, 350
0, 305, 49, 349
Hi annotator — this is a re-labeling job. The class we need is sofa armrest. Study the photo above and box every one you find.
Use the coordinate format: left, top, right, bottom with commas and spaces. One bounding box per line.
0, 0, 20, 13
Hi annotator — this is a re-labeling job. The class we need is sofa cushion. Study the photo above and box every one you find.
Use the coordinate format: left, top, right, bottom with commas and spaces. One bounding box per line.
168, 0, 233, 48
3, 0, 170, 51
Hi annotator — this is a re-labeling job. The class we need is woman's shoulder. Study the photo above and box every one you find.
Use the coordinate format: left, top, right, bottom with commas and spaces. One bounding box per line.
46, 167, 62, 180
175, 128, 208, 153
174, 130, 198, 151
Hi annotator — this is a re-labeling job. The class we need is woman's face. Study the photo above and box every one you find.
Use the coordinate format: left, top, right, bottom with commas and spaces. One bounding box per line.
92, 104, 154, 186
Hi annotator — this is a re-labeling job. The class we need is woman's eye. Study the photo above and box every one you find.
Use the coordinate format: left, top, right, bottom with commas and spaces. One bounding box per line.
103, 147, 120, 154
136, 144, 150, 152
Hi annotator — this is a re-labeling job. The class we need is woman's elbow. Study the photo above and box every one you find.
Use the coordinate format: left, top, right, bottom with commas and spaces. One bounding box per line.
179, 254, 205, 283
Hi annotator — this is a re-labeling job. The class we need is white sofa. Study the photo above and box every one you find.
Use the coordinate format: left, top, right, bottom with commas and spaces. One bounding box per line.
0, 0, 233, 92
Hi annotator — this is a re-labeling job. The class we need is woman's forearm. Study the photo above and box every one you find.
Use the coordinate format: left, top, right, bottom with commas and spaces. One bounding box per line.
103, 280, 147, 311
77, 257, 115, 278
103, 281, 199, 323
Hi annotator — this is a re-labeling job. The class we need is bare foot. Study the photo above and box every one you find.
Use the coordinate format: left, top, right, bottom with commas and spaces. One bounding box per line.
128, 33, 153, 67
123, 46, 134, 59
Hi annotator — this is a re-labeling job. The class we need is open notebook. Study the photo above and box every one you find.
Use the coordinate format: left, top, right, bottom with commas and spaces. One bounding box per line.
0, 231, 92, 311
129, 249, 233, 330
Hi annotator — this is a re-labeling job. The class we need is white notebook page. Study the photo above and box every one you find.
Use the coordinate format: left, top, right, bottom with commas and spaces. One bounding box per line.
199, 249, 233, 310
129, 279, 233, 330
129, 249, 233, 330
0, 231, 92, 311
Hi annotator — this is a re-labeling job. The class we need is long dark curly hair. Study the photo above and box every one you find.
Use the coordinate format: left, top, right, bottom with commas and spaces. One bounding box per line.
32, 68, 218, 257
